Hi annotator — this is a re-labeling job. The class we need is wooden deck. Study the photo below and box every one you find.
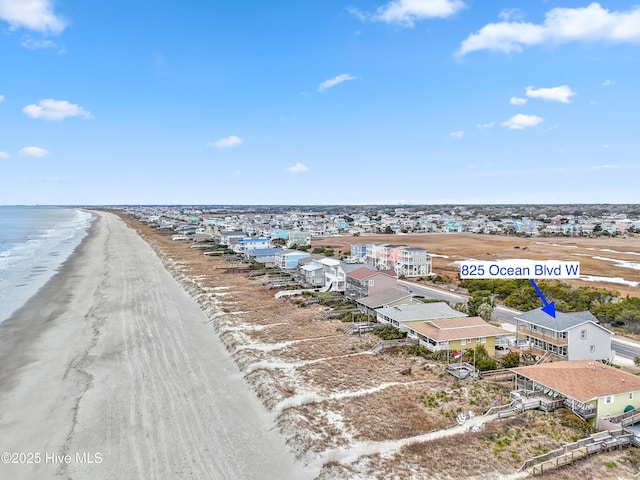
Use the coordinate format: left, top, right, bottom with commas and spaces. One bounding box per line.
520, 430, 637, 475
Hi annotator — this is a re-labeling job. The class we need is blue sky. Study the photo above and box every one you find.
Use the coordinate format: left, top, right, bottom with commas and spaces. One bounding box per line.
0, 0, 639, 205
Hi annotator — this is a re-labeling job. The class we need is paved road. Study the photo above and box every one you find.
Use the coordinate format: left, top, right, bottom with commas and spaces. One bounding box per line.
398, 279, 640, 362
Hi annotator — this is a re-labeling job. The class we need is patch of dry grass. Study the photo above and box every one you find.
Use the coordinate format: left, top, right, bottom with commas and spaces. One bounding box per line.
353, 411, 588, 479
244, 368, 297, 410
250, 319, 346, 343
296, 353, 426, 395
277, 403, 354, 457
276, 334, 376, 361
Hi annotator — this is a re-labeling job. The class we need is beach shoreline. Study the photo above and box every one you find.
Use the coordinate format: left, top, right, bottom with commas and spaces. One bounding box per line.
0, 211, 310, 480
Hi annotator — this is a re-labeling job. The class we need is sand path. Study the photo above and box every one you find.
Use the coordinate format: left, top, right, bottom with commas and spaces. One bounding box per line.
0, 212, 311, 480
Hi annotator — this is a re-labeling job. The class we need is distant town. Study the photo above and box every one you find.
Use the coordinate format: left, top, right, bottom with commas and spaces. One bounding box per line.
111, 204, 640, 238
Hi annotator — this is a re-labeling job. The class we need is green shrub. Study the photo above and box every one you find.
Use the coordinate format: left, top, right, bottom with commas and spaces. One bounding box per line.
372, 324, 406, 340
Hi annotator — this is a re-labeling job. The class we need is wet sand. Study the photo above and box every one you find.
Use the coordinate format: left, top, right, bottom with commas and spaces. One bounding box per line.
0, 211, 310, 480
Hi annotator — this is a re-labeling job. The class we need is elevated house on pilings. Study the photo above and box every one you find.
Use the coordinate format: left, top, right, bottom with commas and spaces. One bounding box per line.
512, 360, 640, 426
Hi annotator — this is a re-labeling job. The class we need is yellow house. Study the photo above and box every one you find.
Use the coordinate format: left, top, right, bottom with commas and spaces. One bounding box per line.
405, 316, 509, 357
512, 360, 640, 425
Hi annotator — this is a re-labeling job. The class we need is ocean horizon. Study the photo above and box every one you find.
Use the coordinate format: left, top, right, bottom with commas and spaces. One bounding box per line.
0, 206, 95, 324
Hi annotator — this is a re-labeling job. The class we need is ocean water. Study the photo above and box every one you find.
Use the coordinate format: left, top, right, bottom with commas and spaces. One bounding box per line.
0, 206, 95, 323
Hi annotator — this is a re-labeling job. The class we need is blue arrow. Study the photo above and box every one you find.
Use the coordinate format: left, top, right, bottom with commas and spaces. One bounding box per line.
529, 279, 556, 318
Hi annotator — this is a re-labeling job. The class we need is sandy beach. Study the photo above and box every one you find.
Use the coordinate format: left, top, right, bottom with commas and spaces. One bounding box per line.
0, 211, 310, 480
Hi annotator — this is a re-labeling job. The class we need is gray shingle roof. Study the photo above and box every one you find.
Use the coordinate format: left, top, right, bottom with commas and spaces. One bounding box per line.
356, 289, 414, 309
377, 302, 464, 322
340, 263, 376, 274
514, 308, 599, 331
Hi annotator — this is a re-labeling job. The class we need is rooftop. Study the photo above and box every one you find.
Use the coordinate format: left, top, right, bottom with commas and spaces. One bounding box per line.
377, 302, 464, 322
514, 308, 601, 332
347, 267, 396, 280
355, 288, 414, 309
512, 360, 640, 403
407, 316, 508, 342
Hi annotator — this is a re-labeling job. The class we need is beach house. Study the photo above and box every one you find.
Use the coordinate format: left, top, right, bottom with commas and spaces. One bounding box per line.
345, 268, 397, 299
274, 249, 311, 270
355, 288, 417, 317
376, 302, 464, 331
512, 360, 640, 425
514, 308, 613, 362
404, 316, 509, 356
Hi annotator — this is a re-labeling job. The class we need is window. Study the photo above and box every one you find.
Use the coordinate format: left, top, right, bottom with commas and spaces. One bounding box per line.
461, 338, 467, 346
604, 395, 614, 405
581, 329, 587, 340
630, 393, 634, 400
590, 345, 595, 353
368, 279, 375, 287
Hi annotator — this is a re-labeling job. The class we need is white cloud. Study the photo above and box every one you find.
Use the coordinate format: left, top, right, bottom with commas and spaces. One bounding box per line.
0, 151, 9, 159
18, 146, 49, 157
21, 36, 58, 50
317, 74, 357, 92
356, 0, 465, 27
0, 0, 67, 34
476, 122, 494, 128
602, 79, 616, 87
286, 163, 309, 173
209, 135, 243, 148
509, 96, 527, 105
0, 94, 4, 102
458, 3, 640, 56
23, 99, 93, 120
449, 130, 464, 138
501, 114, 544, 130
499, 8, 525, 22
526, 85, 576, 103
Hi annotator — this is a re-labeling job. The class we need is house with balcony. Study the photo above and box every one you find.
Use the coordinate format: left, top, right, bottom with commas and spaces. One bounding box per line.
295, 256, 338, 288
330, 262, 376, 293
376, 302, 465, 332
350, 243, 367, 261
355, 288, 417, 317
405, 316, 509, 356
233, 237, 270, 254
512, 360, 640, 425
361, 243, 431, 277
514, 309, 612, 362
244, 247, 282, 267
218, 230, 246, 246
396, 247, 432, 277
345, 268, 397, 299
274, 249, 310, 270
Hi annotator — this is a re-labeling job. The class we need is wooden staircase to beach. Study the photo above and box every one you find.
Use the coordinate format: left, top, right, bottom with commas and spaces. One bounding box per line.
519, 429, 638, 476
